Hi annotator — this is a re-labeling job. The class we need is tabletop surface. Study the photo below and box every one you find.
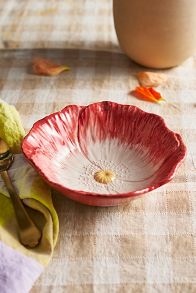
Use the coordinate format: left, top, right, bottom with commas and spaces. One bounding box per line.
0, 0, 196, 292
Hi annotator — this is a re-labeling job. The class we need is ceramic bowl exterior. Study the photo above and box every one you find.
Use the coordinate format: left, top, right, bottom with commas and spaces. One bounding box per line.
22, 102, 186, 206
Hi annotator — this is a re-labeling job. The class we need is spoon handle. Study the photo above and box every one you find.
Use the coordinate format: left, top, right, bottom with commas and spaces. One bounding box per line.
0, 170, 42, 248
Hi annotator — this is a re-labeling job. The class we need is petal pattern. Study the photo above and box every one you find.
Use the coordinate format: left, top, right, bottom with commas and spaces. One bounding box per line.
22, 102, 186, 205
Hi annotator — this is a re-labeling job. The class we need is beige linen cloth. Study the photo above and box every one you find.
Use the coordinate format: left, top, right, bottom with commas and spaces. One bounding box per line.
0, 0, 196, 292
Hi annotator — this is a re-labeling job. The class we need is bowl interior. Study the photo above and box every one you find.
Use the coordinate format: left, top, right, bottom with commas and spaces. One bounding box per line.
52, 138, 160, 194
22, 102, 185, 196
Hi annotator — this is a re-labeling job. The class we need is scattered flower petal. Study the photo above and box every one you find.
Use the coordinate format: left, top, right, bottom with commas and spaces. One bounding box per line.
130, 86, 165, 103
137, 71, 167, 87
32, 57, 70, 76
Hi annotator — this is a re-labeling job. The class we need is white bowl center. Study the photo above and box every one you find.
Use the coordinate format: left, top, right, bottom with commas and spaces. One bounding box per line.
51, 138, 161, 194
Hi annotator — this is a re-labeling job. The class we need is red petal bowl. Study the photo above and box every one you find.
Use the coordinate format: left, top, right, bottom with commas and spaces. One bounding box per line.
22, 101, 186, 206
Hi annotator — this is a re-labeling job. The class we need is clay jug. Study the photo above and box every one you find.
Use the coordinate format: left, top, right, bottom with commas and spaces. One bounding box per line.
113, 0, 196, 68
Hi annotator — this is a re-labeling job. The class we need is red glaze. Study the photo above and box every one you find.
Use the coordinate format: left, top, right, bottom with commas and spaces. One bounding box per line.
22, 102, 186, 206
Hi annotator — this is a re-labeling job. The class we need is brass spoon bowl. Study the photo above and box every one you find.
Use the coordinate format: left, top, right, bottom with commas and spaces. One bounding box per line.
0, 139, 42, 248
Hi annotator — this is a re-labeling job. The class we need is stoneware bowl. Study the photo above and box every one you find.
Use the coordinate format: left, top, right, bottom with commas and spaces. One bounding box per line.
22, 102, 186, 206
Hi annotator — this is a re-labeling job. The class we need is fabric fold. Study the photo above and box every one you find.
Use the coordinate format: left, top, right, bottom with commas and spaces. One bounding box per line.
0, 99, 59, 292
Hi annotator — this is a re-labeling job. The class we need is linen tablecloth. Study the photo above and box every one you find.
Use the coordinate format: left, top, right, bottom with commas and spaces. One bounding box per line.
0, 0, 196, 292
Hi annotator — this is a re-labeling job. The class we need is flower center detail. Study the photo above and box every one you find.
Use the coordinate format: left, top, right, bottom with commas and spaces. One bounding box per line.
94, 170, 115, 184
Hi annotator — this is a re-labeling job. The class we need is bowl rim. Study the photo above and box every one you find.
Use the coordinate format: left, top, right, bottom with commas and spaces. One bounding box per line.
22, 101, 187, 199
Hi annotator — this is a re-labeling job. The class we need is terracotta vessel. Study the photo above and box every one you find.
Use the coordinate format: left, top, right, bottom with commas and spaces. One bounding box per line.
113, 0, 196, 68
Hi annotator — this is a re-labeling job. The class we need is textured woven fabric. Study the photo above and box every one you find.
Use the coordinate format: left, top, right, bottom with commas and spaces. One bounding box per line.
0, 0, 196, 292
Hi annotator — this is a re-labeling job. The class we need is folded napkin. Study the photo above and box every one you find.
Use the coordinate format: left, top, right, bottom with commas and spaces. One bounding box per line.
0, 99, 59, 293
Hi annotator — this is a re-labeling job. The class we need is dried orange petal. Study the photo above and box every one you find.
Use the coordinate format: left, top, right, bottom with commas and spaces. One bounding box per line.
137, 72, 167, 87
130, 86, 164, 103
32, 57, 70, 76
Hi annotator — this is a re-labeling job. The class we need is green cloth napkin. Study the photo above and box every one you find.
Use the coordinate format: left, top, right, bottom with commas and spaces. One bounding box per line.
0, 99, 59, 293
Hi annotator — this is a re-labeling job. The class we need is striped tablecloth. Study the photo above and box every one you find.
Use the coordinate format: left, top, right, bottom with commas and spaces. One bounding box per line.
0, 0, 196, 292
